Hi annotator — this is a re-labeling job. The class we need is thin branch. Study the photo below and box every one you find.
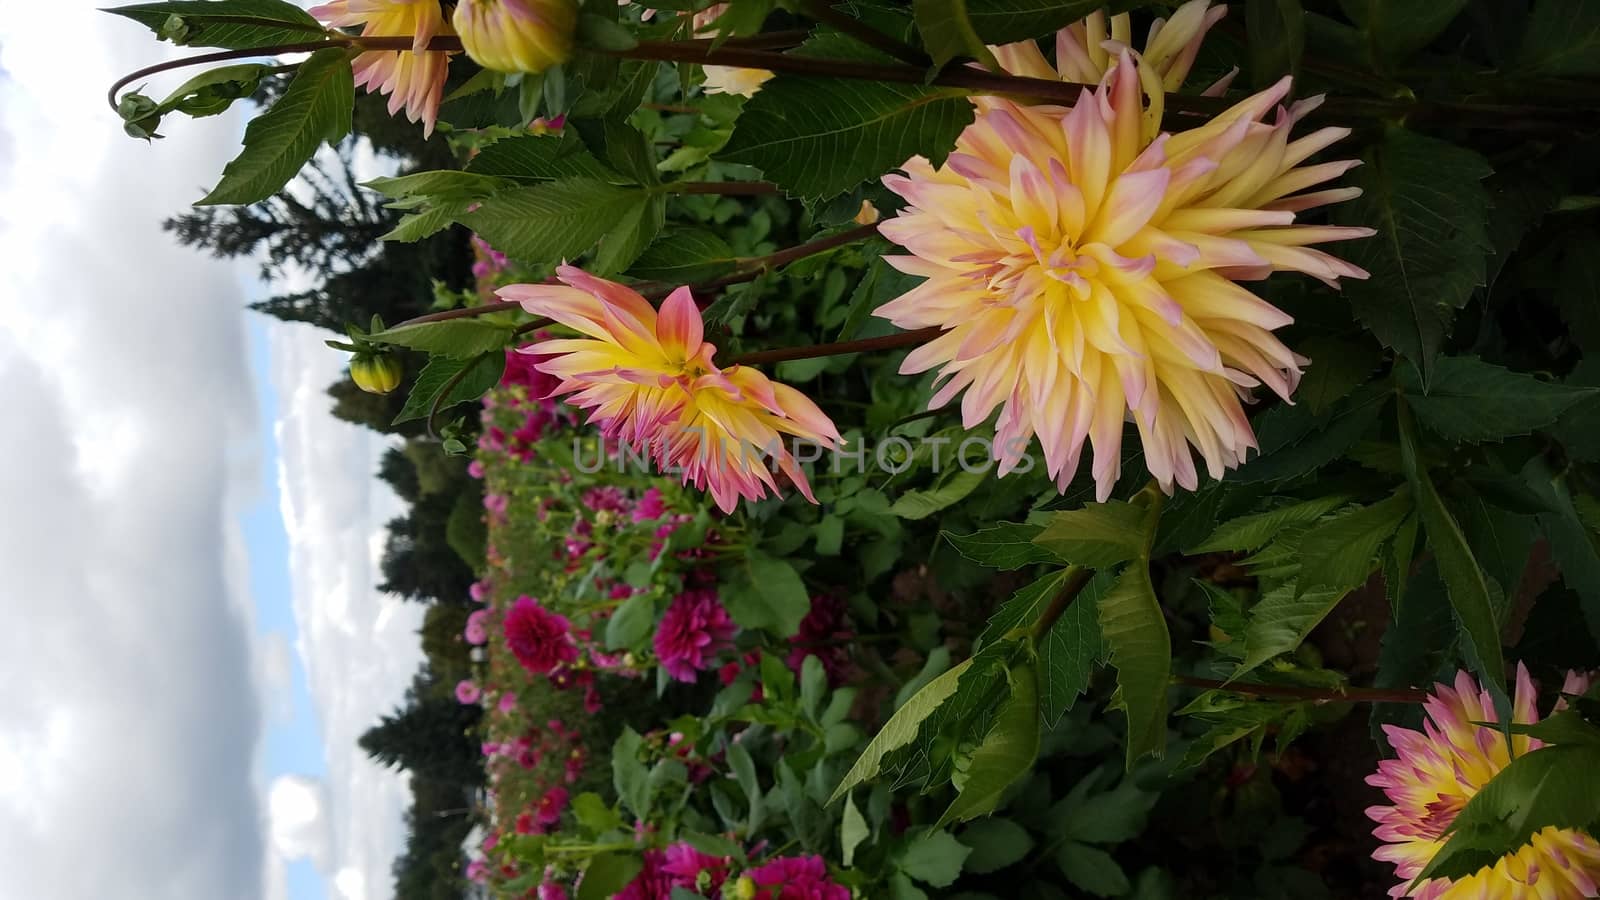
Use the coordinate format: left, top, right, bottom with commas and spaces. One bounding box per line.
106, 39, 350, 111
392, 299, 522, 329
1174, 675, 1428, 705
512, 316, 553, 337
1032, 567, 1096, 639
796, 0, 930, 67
724, 326, 942, 366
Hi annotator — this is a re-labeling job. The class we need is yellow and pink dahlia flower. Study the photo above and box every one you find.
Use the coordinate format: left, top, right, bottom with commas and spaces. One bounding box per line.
504, 268, 841, 513
874, 51, 1370, 500
309, 0, 453, 137
453, 0, 577, 75
1368, 666, 1600, 899
992, 0, 1233, 97
695, 4, 773, 97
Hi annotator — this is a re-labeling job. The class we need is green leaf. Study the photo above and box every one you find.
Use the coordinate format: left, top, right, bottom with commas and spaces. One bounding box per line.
720, 46, 973, 200
1519, 0, 1600, 75
721, 551, 812, 636
392, 352, 506, 425
841, 793, 870, 867
891, 469, 988, 519
1060, 774, 1156, 844
1333, 128, 1492, 385
381, 203, 472, 242
578, 854, 645, 900
605, 592, 655, 650
592, 192, 665, 275
1398, 356, 1596, 442
104, 0, 327, 49
1296, 335, 1380, 416
1524, 458, 1600, 647
939, 664, 1039, 825
571, 792, 623, 833
727, 740, 765, 835
466, 130, 623, 182
1236, 582, 1343, 675
961, 0, 1111, 44
199, 48, 352, 205
1190, 495, 1351, 553
899, 830, 972, 887
628, 227, 740, 284
365, 171, 510, 202
461, 178, 651, 265
1398, 401, 1507, 707
914, 0, 1000, 68
1296, 491, 1413, 596
1340, 0, 1467, 62
370, 319, 515, 358
1098, 565, 1170, 767
1234, 386, 1388, 482
1039, 573, 1109, 726
1055, 843, 1130, 898
959, 818, 1035, 874
1033, 501, 1148, 569
830, 659, 972, 804
1371, 559, 1454, 740
612, 728, 650, 817
944, 522, 1060, 570
977, 571, 1069, 652
1415, 745, 1600, 884
1246, 0, 1306, 85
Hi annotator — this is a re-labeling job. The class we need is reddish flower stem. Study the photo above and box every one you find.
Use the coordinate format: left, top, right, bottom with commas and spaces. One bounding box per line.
724, 327, 942, 366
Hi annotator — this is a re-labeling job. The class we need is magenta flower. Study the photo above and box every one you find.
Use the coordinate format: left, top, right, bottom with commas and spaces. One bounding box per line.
502, 343, 561, 396
743, 855, 849, 900
454, 680, 481, 705
615, 850, 671, 900
786, 595, 853, 686
537, 879, 569, 900
504, 596, 579, 676
484, 493, 509, 517
654, 589, 738, 682
497, 691, 518, 714
536, 786, 569, 829
662, 843, 731, 895
632, 487, 667, 522
465, 609, 490, 645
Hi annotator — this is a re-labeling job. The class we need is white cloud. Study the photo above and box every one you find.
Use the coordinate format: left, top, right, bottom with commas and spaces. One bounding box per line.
269, 775, 334, 869
270, 317, 424, 900
0, 5, 264, 898
1, 3, 426, 899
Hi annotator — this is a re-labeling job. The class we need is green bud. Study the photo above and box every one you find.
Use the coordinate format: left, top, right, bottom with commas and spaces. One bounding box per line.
350, 353, 403, 394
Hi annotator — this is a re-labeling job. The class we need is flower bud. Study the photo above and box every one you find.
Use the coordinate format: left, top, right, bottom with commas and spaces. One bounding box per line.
351, 352, 403, 394
454, 0, 577, 74
732, 876, 758, 900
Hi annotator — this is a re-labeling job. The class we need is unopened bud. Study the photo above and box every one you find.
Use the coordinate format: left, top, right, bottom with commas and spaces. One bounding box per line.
351, 352, 403, 394
733, 876, 758, 900
453, 0, 577, 74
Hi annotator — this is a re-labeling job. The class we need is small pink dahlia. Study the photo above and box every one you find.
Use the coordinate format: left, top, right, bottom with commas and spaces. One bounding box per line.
654, 588, 737, 682
504, 596, 579, 676
742, 855, 849, 900
1367, 665, 1600, 898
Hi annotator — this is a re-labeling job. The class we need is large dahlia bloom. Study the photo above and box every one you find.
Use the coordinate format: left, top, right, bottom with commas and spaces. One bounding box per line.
1368, 666, 1600, 898
309, 0, 453, 136
504, 268, 841, 513
453, 0, 576, 74
504, 596, 579, 675
874, 53, 1370, 499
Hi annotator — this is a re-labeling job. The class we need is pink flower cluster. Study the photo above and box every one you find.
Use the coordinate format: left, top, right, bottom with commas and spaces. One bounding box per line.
470, 234, 511, 281
609, 849, 845, 900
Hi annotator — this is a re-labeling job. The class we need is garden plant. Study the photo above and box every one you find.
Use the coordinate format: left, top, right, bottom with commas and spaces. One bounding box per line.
111, 0, 1600, 897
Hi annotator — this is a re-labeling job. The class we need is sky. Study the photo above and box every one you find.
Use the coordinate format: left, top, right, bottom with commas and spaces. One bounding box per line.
0, 4, 424, 898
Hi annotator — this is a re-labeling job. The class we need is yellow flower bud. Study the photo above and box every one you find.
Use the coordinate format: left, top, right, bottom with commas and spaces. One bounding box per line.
733, 876, 758, 900
350, 353, 403, 395
453, 0, 577, 74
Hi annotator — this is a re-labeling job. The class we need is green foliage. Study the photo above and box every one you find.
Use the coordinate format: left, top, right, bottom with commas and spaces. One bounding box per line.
106, 0, 326, 49
720, 40, 974, 200
1335, 128, 1492, 385
1097, 565, 1169, 766
1399, 356, 1595, 443
200, 48, 353, 205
